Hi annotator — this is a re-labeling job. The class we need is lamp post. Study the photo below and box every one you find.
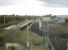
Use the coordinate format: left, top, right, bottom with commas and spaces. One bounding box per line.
42, 21, 49, 50
26, 18, 30, 50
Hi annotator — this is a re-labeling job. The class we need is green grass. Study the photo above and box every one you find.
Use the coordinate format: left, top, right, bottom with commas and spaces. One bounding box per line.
7, 32, 20, 43
0, 29, 5, 36
62, 22, 68, 27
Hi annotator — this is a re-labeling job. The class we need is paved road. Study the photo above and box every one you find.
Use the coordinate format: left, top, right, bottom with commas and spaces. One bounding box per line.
30, 22, 45, 36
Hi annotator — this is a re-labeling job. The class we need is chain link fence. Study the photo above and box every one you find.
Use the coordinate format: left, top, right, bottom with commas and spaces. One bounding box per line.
40, 21, 68, 50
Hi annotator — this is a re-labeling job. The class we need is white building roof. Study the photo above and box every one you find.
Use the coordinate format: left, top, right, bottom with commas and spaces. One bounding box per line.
42, 17, 51, 21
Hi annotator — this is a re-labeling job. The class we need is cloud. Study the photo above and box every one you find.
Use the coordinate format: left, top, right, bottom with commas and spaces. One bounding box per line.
0, 0, 68, 15
0, 0, 24, 6
0, 0, 68, 7
39, 0, 68, 7
0, 0, 14, 6
0, 0, 46, 15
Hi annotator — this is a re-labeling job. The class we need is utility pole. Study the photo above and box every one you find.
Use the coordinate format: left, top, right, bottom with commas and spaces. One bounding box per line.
26, 18, 30, 50
44, 22, 49, 50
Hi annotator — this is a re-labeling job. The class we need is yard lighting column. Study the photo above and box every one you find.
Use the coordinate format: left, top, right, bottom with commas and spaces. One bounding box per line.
45, 22, 49, 50
26, 18, 30, 50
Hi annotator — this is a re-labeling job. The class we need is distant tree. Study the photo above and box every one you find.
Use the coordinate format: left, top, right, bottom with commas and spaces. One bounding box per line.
0, 16, 4, 23
51, 15, 56, 19
43, 14, 52, 17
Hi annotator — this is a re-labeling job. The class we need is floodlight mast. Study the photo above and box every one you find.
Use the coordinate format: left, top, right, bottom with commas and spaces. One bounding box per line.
26, 18, 30, 50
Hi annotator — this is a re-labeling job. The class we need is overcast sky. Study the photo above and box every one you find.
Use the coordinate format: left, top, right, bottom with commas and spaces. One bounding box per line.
0, 0, 68, 15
